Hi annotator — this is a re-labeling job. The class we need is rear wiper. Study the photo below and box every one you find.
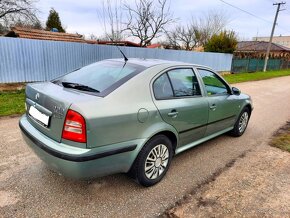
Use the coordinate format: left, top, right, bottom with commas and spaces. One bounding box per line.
62, 82, 100, 93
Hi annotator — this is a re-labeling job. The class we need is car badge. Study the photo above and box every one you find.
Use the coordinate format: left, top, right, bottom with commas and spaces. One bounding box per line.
35, 93, 40, 101
54, 106, 64, 118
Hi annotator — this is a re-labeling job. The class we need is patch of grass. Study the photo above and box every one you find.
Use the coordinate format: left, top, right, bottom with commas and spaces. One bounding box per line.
223, 69, 290, 84
270, 121, 290, 153
0, 90, 25, 117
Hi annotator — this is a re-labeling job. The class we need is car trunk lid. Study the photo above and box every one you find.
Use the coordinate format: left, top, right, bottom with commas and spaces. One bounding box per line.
25, 82, 100, 143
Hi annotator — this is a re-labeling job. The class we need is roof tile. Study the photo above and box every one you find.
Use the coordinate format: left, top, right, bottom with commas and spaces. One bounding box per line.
7, 26, 85, 43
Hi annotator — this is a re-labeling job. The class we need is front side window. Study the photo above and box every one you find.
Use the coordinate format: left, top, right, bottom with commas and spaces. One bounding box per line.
167, 69, 201, 97
198, 69, 229, 96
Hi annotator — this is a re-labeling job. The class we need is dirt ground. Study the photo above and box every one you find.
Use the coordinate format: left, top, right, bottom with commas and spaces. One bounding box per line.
0, 83, 25, 91
164, 143, 290, 217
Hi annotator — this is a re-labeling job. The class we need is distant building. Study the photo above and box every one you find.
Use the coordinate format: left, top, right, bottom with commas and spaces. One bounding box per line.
235, 41, 290, 59
253, 36, 290, 48
5, 27, 164, 49
6, 26, 85, 43
146, 43, 163, 49
232, 41, 290, 73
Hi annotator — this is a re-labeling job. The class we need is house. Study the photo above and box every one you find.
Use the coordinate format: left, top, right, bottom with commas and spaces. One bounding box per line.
253, 35, 290, 49
5, 27, 165, 49
232, 41, 290, 73
235, 41, 290, 59
146, 43, 163, 49
5, 26, 86, 43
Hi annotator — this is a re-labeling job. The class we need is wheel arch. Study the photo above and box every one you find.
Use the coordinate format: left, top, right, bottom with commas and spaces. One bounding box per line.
149, 130, 178, 154
243, 103, 253, 117
128, 128, 178, 174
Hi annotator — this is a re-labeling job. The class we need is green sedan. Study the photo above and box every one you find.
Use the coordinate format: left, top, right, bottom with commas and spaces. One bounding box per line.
19, 58, 253, 187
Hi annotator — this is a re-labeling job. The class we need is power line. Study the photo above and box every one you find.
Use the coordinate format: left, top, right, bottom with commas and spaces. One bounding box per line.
218, 0, 272, 24
218, 0, 290, 34
285, 8, 290, 16
273, 4, 290, 33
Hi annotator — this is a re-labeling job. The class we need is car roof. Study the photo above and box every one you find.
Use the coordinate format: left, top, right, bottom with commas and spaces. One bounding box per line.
105, 58, 207, 69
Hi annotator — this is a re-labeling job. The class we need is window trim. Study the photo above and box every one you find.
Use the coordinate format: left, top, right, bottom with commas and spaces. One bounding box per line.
195, 67, 232, 97
152, 67, 203, 100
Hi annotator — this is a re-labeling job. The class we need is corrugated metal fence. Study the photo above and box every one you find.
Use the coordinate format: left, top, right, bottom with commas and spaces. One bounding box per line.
0, 37, 233, 83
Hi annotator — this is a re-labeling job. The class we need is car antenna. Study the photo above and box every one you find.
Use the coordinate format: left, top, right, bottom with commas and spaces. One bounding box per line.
117, 47, 128, 62
108, 36, 128, 62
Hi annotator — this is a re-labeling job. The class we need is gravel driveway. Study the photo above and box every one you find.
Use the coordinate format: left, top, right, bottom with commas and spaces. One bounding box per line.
1, 76, 290, 217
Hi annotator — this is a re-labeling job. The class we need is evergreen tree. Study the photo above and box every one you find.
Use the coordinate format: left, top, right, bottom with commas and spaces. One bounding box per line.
45, 8, 65, 32
204, 31, 237, 54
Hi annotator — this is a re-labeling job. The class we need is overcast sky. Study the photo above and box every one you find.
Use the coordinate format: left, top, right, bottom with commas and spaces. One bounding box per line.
37, 0, 290, 41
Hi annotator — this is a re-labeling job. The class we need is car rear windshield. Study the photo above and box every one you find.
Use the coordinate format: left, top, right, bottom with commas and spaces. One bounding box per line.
53, 60, 146, 96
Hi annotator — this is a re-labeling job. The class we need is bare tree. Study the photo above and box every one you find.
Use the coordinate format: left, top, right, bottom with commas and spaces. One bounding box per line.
97, 0, 125, 41
88, 33, 108, 41
0, 22, 7, 34
123, 0, 175, 47
89, 33, 98, 40
165, 24, 201, 50
0, 0, 39, 28
192, 10, 229, 46
14, 18, 42, 29
164, 29, 181, 50
165, 10, 229, 50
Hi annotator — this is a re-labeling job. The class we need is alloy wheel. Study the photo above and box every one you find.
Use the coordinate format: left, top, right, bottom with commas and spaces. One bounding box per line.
144, 144, 169, 180
238, 112, 249, 133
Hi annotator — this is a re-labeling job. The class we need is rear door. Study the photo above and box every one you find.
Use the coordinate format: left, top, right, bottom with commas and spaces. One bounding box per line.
196, 68, 238, 136
152, 67, 209, 147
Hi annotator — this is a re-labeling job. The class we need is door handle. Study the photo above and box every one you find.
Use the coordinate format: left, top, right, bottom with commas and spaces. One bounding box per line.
168, 110, 178, 117
209, 104, 217, 110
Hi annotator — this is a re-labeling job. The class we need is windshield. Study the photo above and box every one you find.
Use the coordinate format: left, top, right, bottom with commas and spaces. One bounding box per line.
53, 60, 146, 96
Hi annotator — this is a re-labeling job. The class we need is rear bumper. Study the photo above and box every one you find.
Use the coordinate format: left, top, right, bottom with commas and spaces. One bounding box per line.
19, 115, 146, 179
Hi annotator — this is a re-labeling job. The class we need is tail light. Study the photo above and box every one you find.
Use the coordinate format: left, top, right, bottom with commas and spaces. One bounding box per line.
62, 109, 86, 143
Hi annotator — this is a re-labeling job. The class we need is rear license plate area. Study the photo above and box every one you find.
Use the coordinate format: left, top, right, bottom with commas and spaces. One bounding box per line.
29, 106, 50, 126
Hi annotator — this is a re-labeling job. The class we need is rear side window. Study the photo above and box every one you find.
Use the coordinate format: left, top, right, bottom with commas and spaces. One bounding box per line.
153, 73, 174, 99
167, 69, 201, 97
198, 69, 229, 95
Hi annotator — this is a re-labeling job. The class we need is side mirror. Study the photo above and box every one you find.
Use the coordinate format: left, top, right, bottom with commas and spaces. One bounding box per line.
232, 87, 241, 95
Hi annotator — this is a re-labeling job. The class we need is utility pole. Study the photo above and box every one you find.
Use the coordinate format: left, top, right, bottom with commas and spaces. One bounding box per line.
263, 2, 286, 72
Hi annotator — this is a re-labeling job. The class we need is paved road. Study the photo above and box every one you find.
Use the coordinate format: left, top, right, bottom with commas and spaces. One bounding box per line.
1, 76, 290, 218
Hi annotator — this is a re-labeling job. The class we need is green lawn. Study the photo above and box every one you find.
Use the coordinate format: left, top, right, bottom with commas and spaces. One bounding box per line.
0, 90, 25, 117
223, 69, 290, 84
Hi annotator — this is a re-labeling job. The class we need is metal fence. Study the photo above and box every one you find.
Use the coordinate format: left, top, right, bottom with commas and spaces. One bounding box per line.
232, 58, 290, 73
0, 37, 233, 83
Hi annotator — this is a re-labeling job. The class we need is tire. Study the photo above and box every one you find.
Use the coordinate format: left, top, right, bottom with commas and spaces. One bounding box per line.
230, 107, 250, 137
129, 135, 173, 187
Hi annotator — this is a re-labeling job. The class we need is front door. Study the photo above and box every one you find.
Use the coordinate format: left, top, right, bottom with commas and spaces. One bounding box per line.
152, 68, 209, 147
197, 68, 237, 136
